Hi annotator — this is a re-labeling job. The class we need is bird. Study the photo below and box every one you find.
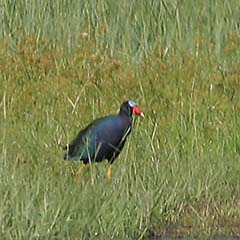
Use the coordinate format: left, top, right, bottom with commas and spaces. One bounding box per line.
64, 100, 144, 179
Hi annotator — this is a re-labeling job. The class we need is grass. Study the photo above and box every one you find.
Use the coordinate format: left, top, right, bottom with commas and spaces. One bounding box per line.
1, 0, 240, 239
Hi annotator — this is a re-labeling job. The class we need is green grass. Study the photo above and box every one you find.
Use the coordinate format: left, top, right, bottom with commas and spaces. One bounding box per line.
1, 0, 240, 239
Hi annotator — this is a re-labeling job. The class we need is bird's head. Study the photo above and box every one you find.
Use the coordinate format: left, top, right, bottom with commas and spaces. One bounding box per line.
119, 100, 144, 117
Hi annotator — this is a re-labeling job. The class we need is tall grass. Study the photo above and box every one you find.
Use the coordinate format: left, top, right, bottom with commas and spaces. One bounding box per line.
1, 0, 240, 60
1, 0, 240, 239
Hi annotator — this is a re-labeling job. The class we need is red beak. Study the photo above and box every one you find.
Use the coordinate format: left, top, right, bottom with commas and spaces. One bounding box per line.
133, 106, 144, 117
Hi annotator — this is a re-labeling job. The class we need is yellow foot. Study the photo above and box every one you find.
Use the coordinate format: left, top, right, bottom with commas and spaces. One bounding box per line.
107, 165, 112, 180
76, 164, 86, 178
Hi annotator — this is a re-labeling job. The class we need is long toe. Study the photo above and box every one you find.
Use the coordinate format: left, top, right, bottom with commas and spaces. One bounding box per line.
107, 165, 112, 179
76, 164, 86, 178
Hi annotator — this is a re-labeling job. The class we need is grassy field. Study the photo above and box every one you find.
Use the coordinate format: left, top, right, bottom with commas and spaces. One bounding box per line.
1, 0, 240, 239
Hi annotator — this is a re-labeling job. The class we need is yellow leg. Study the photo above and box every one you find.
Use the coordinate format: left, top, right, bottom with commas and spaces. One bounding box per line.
76, 164, 86, 178
107, 165, 112, 179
